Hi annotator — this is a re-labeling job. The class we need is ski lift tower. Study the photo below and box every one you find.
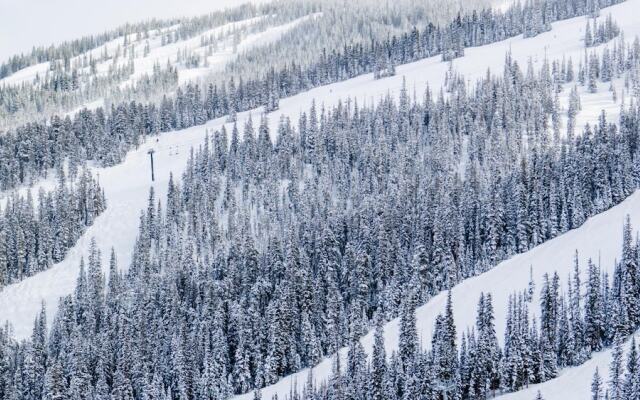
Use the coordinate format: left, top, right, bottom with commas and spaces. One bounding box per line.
147, 148, 156, 182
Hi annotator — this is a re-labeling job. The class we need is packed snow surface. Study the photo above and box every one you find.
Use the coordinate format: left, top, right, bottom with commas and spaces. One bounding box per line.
1, 1, 640, 400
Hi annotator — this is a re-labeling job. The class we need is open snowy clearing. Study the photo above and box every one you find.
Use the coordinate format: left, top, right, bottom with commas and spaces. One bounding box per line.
0, 3, 639, 399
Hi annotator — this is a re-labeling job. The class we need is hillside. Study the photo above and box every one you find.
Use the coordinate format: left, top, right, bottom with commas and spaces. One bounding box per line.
1, 0, 637, 340
0, 0, 639, 398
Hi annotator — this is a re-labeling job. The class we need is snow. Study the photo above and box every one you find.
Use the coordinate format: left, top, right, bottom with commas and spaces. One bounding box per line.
115, 15, 267, 87
0, 13, 317, 89
175, 13, 320, 85
235, 13, 320, 54
0, 62, 51, 86
0, 16, 261, 89
64, 98, 106, 118
493, 0, 517, 13
0, 1, 640, 399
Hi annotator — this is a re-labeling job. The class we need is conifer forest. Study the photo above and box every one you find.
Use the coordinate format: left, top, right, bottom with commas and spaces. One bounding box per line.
2, 0, 640, 399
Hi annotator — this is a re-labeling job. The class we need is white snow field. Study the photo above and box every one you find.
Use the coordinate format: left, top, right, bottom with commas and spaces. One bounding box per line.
0, 1, 640, 399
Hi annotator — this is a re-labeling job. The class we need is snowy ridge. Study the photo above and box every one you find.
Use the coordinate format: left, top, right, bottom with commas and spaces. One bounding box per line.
0, 12, 317, 124
0, 13, 318, 90
0, 16, 260, 87
178, 13, 321, 85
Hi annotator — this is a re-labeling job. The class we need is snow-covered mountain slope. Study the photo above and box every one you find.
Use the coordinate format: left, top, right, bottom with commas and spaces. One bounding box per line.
0, 13, 314, 90
0, 10, 320, 131
175, 13, 320, 85
231, 190, 640, 400
0, 0, 639, 389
